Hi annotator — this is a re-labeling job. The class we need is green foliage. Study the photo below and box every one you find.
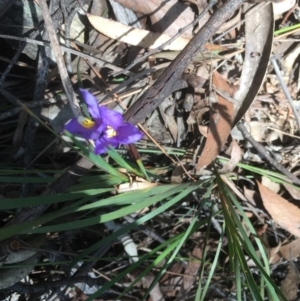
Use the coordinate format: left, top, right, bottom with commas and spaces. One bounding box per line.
0, 139, 290, 300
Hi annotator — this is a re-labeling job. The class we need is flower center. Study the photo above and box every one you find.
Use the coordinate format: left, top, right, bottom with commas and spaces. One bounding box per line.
78, 116, 95, 128
106, 126, 117, 138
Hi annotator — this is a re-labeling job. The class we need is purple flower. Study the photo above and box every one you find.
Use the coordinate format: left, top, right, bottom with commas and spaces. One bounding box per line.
64, 89, 143, 154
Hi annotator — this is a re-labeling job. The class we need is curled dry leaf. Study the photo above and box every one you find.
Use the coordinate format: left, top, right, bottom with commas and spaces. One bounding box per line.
87, 14, 190, 51
196, 72, 234, 170
233, 3, 274, 125
257, 180, 300, 238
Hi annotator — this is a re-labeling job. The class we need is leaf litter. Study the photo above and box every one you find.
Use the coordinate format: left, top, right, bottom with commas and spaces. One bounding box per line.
0, 0, 300, 300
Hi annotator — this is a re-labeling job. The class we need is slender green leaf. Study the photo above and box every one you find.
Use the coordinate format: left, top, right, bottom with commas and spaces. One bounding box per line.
136, 158, 151, 182
28, 184, 193, 233
143, 204, 200, 301
215, 170, 286, 301
68, 183, 199, 269
85, 184, 199, 301
107, 146, 143, 176
0, 188, 112, 210
197, 222, 225, 301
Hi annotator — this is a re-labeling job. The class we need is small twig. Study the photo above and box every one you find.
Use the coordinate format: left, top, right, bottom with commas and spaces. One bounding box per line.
0, 30, 40, 88
20, 42, 49, 198
38, 0, 79, 116
64, 6, 80, 74
280, 2, 298, 25
270, 56, 300, 133
0, 95, 67, 121
267, 126, 300, 140
0, 33, 133, 75
212, 85, 241, 107
237, 122, 300, 185
112, 0, 218, 77
213, 2, 268, 43
0, 45, 27, 88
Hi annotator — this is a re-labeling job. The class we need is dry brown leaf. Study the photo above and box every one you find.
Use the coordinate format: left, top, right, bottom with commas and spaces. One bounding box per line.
129, 269, 165, 301
257, 181, 300, 237
233, 3, 273, 125
283, 183, 300, 200
247, 121, 280, 142
198, 125, 208, 137
281, 263, 300, 301
113, 0, 194, 39
280, 238, 300, 260
171, 165, 188, 184
87, 14, 190, 50
160, 263, 184, 297
243, 187, 257, 206
219, 139, 242, 173
269, 239, 300, 264
142, 274, 165, 301
221, 175, 247, 201
182, 247, 202, 291
196, 72, 234, 170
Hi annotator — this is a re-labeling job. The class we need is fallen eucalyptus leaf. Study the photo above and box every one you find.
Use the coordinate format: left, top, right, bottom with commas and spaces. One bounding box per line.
257, 180, 300, 238
233, 3, 274, 124
87, 14, 190, 51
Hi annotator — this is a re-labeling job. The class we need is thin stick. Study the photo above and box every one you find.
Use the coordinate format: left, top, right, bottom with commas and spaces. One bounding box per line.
38, 0, 79, 116
0, 33, 134, 75
112, 0, 218, 77
237, 122, 300, 185
270, 56, 300, 133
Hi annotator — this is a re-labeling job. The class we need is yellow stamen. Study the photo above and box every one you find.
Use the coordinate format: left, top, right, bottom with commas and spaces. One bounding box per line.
78, 116, 95, 128
106, 126, 117, 138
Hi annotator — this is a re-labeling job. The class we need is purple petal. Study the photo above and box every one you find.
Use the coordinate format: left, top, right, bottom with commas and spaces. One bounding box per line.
113, 123, 143, 144
64, 118, 103, 140
94, 137, 119, 154
99, 106, 123, 129
80, 89, 102, 120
